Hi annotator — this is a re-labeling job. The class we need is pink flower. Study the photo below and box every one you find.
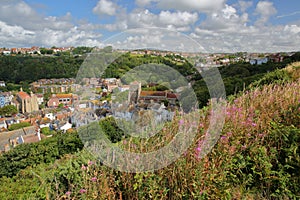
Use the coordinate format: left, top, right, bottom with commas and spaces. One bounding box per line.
88, 161, 94, 166
179, 119, 184, 126
65, 191, 71, 196
252, 123, 257, 127
79, 189, 87, 194
91, 177, 97, 182
221, 136, 226, 140
227, 132, 232, 137
196, 147, 201, 152
81, 164, 87, 170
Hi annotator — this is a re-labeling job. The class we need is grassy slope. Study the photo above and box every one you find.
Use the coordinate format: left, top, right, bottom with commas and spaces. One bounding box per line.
0, 64, 299, 199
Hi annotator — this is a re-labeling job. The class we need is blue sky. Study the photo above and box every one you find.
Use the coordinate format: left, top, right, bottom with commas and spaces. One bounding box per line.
0, 0, 300, 52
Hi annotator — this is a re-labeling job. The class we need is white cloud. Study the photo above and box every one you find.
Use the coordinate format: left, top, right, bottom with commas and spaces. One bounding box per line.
255, 1, 277, 25
159, 11, 198, 26
157, 0, 226, 12
93, 0, 118, 16
135, 0, 157, 7
0, 1, 103, 47
200, 5, 248, 32
238, 1, 253, 12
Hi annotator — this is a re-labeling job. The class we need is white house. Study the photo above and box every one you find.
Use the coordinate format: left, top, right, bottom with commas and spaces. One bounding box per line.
59, 122, 72, 132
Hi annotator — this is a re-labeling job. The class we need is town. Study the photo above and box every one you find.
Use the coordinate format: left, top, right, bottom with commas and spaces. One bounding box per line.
0, 47, 297, 153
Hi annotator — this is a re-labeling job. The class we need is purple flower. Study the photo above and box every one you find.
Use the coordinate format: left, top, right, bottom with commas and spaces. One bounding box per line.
196, 147, 201, 152
179, 119, 184, 126
65, 191, 71, 196
91, 177, 97, 182
79, 189, 87, 194
221, 136, 227, 140
252, 123, 257, 127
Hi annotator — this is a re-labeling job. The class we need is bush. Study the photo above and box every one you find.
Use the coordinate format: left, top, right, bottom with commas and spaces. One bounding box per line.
8, 122, 31, 131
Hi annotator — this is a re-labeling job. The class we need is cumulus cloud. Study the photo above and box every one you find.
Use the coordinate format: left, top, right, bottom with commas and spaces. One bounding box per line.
135, 0, 158, 7
93, 0, 118, 16
255, 1, 277, 25
0, 0, 103, 47
238, 1, 253, 12
199, 4, 248, 32
157, 0, 226, 12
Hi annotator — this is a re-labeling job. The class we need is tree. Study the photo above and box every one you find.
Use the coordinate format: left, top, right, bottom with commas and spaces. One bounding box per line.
0, 105, 18, 116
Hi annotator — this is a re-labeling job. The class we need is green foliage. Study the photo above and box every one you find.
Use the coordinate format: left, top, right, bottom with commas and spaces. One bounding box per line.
40, 127, 54, 136
0, 55, 84, 83
0, 105, 17, 117
0, 132, 83, 178
72, 46, 93, 55
99, 117, 126, 143
8, 122, 31, 131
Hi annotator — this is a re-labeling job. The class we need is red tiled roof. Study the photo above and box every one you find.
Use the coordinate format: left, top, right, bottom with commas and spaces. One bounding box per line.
140, 91, 166, 97
167, 93, 177, 99
17, 91, 30, 99
55, 94, 72, 99
22, 134, 40, 144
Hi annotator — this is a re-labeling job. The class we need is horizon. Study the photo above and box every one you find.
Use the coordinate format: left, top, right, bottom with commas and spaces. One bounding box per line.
0, 1, 300, 53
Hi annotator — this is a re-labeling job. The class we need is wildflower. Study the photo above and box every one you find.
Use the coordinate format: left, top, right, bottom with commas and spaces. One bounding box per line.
91, 177, 97, 182
251, 123, 257, 127
88, 161, 94, 166
220, 136, 226, 140
81, 164, 87, 170
199, 123, 204, 128
65, 191, 71, 196
196, 147, 201, 152
79, 189, 87, 194
179, 119, 184, 126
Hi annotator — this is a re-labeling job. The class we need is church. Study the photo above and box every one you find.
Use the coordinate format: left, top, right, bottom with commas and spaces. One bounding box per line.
15, 88, 39, 114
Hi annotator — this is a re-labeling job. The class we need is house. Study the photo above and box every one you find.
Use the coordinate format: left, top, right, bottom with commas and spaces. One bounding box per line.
47, 94, 75, 107
47, 96, 59, 107
15, 88, 39, 113
0, 92, 14, 108
59, 122, 72, 132
0, 118, 7, 131
0, 81, 5, 87
36, 94, 44, 105
0, 126, 39, 152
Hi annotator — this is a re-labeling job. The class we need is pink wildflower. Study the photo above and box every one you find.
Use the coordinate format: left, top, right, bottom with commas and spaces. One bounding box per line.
88, 161, 94, 166
65, 191, 71, 196
179, 119, 184, 126
79, 189, 87, 194
91, 177, 97, 182
81, 164, 87, 170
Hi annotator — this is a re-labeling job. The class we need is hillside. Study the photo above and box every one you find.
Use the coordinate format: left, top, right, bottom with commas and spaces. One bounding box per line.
0, 63, 299, 199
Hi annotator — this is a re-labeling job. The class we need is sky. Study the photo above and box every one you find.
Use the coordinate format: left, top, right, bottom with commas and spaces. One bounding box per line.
0, 0, 300, 52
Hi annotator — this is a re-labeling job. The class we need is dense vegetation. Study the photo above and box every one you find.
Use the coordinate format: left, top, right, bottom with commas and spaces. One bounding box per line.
0, 132, 83, 178
8, 122, 31, 131
0, 64, 299, 199
0, 55, 84, 83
